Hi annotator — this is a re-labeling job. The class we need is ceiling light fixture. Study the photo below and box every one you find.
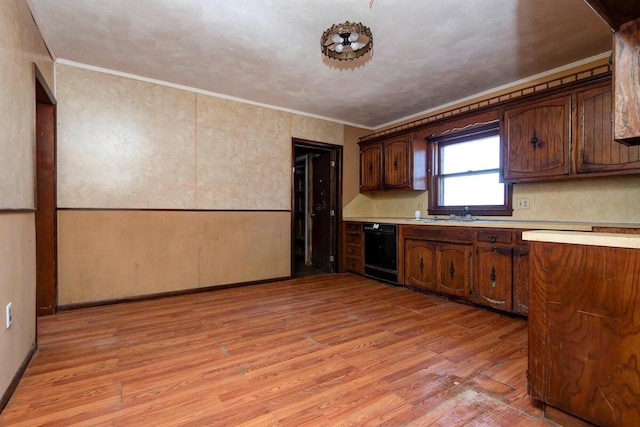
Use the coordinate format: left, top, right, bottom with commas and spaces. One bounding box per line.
321, 21, 373, 62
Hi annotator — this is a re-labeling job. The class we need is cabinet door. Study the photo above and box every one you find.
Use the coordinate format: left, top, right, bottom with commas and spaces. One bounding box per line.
404, 239, 436, 290
575, 83, 640, 173
436, 244, 471, 297
475, 245, 512, 311
513, 246, 529, 315
383, 136, 411, 189
360, 143, 382, 191
503, 95, 571, 182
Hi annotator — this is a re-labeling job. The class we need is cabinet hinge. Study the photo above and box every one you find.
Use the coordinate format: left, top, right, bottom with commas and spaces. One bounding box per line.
329, 255, 335, 262
330, 209, 335, 216
331, 160, 335, 167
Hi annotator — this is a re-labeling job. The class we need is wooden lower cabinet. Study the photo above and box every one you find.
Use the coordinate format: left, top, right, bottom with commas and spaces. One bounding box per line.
436, 243, 472, 298
342, 222, 363, 274
529, 240, 640, 426
474, 245, 512, 311
401, 225, 530, 316
512, 246, 530, 315
404, 239, 436, 290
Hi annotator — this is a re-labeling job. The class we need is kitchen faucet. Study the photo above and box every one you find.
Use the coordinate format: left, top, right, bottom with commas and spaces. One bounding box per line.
458, 206, 469, 218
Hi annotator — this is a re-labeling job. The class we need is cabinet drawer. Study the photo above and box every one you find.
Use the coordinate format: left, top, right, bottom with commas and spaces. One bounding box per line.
515, 230, 529, 246
476, 229, 513, 244
345, 232, 362, 245
344, 256, 363, 273
345, 223, 362, 233
345, 243, 362, 257
402, 226, 473, 243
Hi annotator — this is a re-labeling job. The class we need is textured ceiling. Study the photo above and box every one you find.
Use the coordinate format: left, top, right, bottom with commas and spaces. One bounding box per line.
28, 0, 612, 128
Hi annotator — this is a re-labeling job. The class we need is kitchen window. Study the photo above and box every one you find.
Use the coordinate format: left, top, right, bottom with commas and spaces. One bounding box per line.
428, 123, 512, 216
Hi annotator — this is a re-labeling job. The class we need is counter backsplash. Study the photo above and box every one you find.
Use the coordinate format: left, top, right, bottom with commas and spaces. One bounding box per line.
344, 174, 640, 224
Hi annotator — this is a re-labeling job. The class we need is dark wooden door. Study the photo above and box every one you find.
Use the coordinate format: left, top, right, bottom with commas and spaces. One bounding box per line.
359, 143, 382, 191
36, 102, 56, 316
404, 239, 436, 290
575, 83, 640, 173
311, 151, 334, 272
436, 243, 471, 297
293, 158, 307, 267
503, 95, 571, 181
475, 245, 512, 311
383, 136, 411, 189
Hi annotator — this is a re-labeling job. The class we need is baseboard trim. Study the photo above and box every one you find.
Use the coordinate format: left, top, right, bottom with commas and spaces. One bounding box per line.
0, 342, 37, 413
57, 276, 293, 312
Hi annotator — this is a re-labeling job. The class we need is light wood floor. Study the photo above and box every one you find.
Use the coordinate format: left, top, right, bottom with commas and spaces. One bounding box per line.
1, 274, 553, 426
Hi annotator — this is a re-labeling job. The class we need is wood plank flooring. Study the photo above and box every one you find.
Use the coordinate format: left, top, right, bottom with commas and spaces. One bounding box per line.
0, 274, 553, 426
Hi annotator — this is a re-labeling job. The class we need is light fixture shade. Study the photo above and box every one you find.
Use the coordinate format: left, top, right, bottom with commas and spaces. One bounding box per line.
321, 21, 372, 62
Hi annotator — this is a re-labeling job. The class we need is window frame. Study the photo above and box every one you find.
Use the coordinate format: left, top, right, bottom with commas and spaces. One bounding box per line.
428, 122, 513, 216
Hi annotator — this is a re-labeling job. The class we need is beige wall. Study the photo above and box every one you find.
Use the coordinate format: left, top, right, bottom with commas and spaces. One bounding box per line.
0, 0, 53, 400
0, 1, 53, 209
56, 65, 197, 209
342, 125, 371, 207
344, 175, 640, 223
58, 211, 290, 305
55, 63, 348, 304
57, 64, 345, 210
0, 214, 36, 399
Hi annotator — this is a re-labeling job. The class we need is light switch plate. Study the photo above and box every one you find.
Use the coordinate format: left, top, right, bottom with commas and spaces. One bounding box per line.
517, 198, 530, 209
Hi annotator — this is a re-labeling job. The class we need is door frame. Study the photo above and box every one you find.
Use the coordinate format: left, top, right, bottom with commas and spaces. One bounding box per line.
291, 138, 343, 277
35, 66, 57, 316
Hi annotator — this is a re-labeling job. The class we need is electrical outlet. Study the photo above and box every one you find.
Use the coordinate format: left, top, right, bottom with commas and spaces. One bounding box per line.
6, 303, 12, 329
517, 198, 530, 209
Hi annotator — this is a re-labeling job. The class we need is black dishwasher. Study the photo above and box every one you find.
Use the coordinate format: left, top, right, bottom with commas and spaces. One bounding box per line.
363, 223, 398, 284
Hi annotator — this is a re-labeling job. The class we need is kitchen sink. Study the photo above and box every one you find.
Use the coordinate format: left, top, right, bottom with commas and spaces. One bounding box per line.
416, 217, 478, 223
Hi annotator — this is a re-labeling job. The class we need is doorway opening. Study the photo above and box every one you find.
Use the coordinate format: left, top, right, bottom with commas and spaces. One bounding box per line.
292, 139, 342, 278
35, 67, 57, 316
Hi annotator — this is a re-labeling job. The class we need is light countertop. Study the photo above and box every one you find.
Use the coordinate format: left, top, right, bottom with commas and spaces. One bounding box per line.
342, 217, 640, 231
522, 230, 640, 249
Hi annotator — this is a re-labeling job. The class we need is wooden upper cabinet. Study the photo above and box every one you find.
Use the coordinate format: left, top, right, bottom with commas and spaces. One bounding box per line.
583, 0, 640, 30
614, 18, 640, 146
360, 143, 382, 191
575, 82, 640, 173
383, 137, 412, 189
502, 95, 572, 182
359, 133, 427, 191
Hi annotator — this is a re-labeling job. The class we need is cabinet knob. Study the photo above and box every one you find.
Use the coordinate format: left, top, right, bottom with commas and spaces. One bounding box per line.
368, 162, 373, 174
531, 129, 538, 151
489, 235, 497, 243
419, 255, 424, 272
393, 157, 398, 170
449, 261, 455, 278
